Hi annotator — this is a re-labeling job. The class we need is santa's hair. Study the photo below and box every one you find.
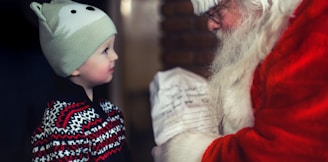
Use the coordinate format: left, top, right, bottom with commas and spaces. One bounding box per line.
190, 0, 290, 15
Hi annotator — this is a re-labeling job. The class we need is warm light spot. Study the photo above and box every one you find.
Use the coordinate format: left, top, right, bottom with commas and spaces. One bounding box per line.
121, 0, 132, 16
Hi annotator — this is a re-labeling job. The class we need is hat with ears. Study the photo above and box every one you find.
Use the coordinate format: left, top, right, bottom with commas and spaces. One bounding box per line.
30, 0, 117, 77
190, 0, 220, 15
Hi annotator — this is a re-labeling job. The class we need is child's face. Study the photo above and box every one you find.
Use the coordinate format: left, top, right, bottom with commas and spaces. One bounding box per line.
74, 35, 118, 87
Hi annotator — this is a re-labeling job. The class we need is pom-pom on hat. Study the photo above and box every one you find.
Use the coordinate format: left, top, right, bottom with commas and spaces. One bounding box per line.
191, 0, 220, 15
30, 0, 117, 77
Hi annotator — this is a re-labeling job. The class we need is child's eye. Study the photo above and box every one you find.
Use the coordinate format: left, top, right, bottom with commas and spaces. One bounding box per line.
102, 47, 109, 54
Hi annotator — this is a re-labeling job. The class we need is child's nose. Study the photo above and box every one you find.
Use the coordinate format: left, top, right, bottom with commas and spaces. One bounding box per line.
110, 51, 118, 61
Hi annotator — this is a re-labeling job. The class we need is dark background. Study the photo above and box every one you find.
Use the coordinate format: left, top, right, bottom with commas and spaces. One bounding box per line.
0, 0, 109, 161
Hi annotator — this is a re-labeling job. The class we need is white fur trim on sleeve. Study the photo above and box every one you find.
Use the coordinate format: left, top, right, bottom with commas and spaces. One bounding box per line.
153, 132, 219, 162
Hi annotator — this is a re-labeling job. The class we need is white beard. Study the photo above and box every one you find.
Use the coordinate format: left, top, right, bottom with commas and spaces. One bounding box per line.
208, 0, 302, 135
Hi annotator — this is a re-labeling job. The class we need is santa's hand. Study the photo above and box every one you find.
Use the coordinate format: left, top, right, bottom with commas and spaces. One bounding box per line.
151, 131, 218, 162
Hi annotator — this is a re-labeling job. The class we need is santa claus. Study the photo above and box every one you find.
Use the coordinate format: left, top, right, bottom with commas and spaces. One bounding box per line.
152, 0, 328, 161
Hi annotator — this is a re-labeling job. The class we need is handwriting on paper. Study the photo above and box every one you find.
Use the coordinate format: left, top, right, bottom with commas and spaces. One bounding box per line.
151, 68, 219, 145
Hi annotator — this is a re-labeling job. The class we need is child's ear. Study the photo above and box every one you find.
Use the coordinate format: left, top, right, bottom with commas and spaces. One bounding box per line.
30, 2, 46, 22
71, 70, 80, 76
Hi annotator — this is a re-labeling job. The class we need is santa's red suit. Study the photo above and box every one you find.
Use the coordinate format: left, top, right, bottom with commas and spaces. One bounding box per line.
152, 0, 328, 161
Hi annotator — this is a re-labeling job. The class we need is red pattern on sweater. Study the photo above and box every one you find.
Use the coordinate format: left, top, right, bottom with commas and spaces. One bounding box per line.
31, 99, 126, 161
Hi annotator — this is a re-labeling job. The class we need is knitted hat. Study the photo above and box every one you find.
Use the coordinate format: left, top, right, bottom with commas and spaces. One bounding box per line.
30, 0, 117, 77
191, 0, 220, 15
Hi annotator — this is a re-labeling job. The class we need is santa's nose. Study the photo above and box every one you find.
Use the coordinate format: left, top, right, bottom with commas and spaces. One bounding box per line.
207, 19, 220, 32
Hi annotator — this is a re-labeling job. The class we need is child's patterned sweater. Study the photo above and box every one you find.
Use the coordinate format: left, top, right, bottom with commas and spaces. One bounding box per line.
31, 78, 129, 162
